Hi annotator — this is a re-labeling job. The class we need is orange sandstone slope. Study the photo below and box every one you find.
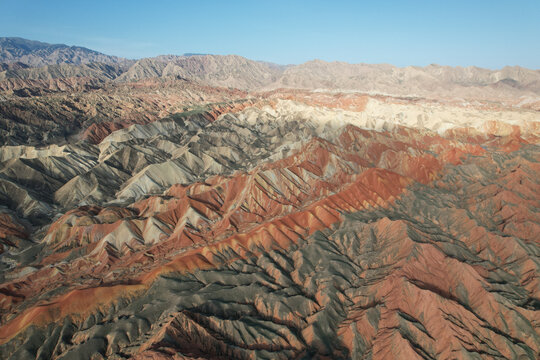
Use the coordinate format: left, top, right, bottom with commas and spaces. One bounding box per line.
0, 103, 539, 359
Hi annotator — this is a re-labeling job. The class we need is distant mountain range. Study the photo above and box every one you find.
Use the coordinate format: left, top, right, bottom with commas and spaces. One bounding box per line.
1, 36, 539, 100
0, 37, 128, 67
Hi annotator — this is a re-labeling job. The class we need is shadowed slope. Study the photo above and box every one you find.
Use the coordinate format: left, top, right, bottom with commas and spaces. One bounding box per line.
1, 109, 539, 358
0, 52, 539, 359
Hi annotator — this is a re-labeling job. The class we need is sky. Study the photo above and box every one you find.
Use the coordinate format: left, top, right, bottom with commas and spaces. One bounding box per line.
1, 0, 539, 69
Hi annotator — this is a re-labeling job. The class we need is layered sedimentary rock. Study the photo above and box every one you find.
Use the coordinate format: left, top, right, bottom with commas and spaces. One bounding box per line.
0, 38, 539, 359
0, 98, 539, 359
0, 79, 250, 146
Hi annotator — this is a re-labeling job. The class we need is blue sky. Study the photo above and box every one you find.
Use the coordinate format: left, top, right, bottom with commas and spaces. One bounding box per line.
1, 0, 539, 68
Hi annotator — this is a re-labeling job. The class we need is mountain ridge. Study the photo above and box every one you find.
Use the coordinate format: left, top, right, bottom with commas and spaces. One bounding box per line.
0, 37, 129, 67
2, 37, 539, 98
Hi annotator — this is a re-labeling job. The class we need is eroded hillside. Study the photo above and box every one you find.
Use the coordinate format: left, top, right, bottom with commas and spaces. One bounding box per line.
0, 39, 539, 359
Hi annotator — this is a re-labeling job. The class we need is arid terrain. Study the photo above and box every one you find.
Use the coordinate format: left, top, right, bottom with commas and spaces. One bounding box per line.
0, 37, 539, 359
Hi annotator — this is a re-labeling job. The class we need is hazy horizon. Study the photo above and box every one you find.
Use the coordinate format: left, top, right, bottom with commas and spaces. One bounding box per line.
3, 36, 540, 72
2, 0, 539, 69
